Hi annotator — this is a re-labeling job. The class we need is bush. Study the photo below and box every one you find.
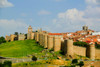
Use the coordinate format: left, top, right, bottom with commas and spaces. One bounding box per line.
49, 48, 54, 52
0, 36, 6, 44
78, 61, 84, 67
0, 63, 3, 67
23, 63, 28, 66
73, 41, 87, 47
95, 42, 100, 49
72, 59, 78, 64
32, 56, 37, 61
3, 61, 12, 67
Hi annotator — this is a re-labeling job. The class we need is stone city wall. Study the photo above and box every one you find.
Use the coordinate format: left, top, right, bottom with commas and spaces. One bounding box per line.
95, 49, 100, 59
73, 46, 86, 56
34, 32, 100, 59
18, 34, 25, 40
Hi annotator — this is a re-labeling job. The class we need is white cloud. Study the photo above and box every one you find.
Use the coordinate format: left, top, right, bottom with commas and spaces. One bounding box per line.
58, 8, 84, 21
45, 0, 100, 33
51, 8, 85, 32
0, 0, 13, 8
0, 19, 28, 36
50, 6, 100, 32
85, 0, 100, 5
84, 6, 100, 18
38, 10, 51, 15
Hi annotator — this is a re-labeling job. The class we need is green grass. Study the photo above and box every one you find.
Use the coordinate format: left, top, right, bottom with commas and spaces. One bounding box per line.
0, 40, 44, 58
12, 61, 47, 67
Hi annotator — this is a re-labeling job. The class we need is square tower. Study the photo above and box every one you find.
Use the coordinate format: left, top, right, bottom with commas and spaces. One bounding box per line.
27, 26, 33, 39
28, 26, 33, 33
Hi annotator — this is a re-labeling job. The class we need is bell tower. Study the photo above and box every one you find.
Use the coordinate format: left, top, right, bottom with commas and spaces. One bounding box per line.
83, 25, 88, 31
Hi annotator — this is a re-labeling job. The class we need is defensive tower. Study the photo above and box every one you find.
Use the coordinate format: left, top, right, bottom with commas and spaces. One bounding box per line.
64, 39, 73, 58
47, 35, 54, 49
53, 36, 61, 52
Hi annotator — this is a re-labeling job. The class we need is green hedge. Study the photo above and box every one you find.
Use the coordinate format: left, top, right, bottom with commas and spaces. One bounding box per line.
73, 41, 87, 47
95, 42, 100, 49
0, 36, 6, 44
0, 61, 12, 67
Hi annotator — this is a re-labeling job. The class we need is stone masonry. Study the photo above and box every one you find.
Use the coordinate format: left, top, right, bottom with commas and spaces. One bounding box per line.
53, 36, 61, 52
47, 35, 54, 49
18, 34, 25, 40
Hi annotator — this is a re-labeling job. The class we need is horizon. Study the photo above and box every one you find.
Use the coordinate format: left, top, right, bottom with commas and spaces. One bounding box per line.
0, 0, 100, 36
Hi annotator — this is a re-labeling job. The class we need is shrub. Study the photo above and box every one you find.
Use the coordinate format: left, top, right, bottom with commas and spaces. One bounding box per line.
3, 61, 12, 67
32, 56, 37, 61
72, 59, 78, 64
0, 63, 3, 67
23, 63, 28, 66
49, 48, 54, 52
95, 42, 100, 49
73, 41, 87, 47
0, 36, 6, 44
78, 61, 84, 67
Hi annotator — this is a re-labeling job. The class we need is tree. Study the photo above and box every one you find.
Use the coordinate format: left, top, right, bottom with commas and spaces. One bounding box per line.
71, 59, 78, 67
78, 61, 84, 67
14, 32, 18, 35
95, 42, 100, 49
73, 41, 87, 47
36, 30, 38, 32
25, 34, 27, 39
0, 63, 3, 67
72, 59, 78, 64
3, 61, 12, 67
0, 36, 6, 44
32, 56, 37, 61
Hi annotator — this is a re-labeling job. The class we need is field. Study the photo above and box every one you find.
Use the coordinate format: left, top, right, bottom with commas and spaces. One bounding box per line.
0, 40, 44, 58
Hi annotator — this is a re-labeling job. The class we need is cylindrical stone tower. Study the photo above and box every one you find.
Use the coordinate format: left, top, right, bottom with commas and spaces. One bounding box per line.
41, 33, 44, 46
39, 33, 41, 44
47, 35, 54, 49
53, 36, 61, 52
36, 32, 39, 42
64, 39, 73, 57
38, 33, 40, 43
34, 32, 37, 41
43, 34, 48, 48
39, 32, 42, 45
61, 39, 64, 52
39, 32, 43, 46
86, 44, 95, 59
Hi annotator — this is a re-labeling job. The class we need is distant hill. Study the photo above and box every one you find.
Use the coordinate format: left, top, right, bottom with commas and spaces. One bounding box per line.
0, 40, 44, 58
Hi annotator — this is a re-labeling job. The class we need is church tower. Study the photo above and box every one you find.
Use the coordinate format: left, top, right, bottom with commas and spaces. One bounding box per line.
83, 25, 88, 31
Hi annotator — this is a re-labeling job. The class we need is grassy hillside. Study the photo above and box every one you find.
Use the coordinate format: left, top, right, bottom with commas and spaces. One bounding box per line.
0, 40, 44, 58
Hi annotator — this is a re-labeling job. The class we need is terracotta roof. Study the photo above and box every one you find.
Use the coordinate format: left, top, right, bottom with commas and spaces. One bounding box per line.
48, 33, 62, 35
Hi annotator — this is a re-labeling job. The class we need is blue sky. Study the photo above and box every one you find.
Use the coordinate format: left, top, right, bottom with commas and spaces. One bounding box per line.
0, 0, 100, 36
